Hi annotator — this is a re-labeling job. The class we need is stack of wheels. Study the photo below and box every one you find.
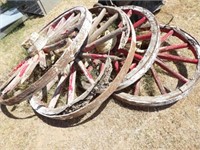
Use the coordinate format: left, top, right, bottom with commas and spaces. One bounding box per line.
0, 5, 200, 121
0, 5, 136, 120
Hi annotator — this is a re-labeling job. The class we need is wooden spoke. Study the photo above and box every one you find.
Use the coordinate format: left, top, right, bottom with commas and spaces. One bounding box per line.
76, 59, 95, 84
150, 66, 167, 94
159, 43, 188, 53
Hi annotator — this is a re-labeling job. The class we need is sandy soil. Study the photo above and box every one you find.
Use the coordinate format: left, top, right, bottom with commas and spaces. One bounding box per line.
0, 0, 200, 149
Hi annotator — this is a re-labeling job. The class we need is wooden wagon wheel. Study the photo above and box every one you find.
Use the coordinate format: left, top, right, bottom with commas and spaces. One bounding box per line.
114, 25, 200, 107
0, 6, 93, 106
28, 6, 136, 118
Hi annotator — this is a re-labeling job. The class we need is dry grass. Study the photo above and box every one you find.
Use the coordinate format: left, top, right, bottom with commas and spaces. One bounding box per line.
0, 0, 200, 149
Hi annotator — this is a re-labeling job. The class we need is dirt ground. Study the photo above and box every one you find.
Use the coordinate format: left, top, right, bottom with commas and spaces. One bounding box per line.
0, 0, 200, 149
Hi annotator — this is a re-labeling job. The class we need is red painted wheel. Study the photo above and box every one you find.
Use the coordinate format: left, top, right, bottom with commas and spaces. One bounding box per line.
114, 25, 200, 106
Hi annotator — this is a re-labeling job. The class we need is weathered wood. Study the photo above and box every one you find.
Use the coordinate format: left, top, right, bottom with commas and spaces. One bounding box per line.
116, 6, 160, 91
89, 8, 106, 36
88, 13, 118, 43
0, 6, 92, 106
36, 6, 136, 120
28, 6, 135, 119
